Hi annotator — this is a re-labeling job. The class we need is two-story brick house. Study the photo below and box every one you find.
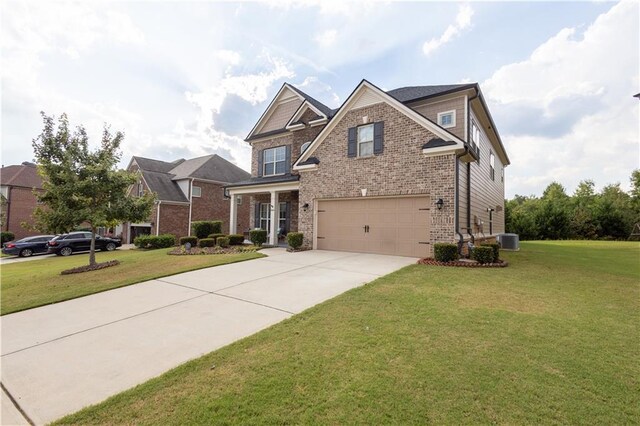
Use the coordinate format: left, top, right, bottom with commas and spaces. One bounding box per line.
120, 154, 251, 243
0, 162, 43, 240
225, 80, 510, 257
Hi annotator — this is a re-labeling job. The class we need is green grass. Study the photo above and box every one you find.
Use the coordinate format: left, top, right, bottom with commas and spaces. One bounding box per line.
1, 249, 264, 315
56, 241, 639, 425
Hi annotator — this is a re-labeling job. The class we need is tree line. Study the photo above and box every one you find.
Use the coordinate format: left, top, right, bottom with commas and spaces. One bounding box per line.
505, 170, 640, 240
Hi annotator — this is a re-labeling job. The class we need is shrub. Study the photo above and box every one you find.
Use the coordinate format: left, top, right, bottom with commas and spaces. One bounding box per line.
434, 243, 458, 262
134, 234, 175, 249
198, 238, 215, 248
472, 246, 495, 264
191, 221, 222, 239
179, 236, 198, 247
286, 232, 304, 249
249, 229, 267, 247
208, 233, 226, 243
1, 231, 15, 243
228, 234, 244, 245
217, 236, 230, 248
481, 242, 500, 261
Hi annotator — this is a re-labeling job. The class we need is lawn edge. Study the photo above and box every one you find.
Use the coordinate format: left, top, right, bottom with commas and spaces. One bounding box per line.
1, 251, 266, 316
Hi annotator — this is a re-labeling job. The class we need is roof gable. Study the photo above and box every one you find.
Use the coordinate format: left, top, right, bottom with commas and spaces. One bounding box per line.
294, 80, 466, 168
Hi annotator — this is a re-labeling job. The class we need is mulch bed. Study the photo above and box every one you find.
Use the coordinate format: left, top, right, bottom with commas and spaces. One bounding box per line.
286, 247, 311, 253
61, 260, 121, 275
417, 258, 508, 268
168, 246, 259, 256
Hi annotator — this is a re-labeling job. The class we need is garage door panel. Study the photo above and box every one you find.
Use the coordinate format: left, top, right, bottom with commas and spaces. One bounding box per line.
317, 196, 431, 257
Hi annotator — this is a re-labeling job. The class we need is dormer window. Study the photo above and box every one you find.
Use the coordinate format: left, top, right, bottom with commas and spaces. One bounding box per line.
263, 146, 286, 176
437, 110, 456, 129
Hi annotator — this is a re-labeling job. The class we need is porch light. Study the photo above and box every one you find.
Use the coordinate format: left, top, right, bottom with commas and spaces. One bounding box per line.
435, 198, 444, 210
302, 203, 309, 212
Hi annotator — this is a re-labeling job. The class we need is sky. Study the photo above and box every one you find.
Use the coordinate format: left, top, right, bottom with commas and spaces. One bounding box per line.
1, 0, 638, 198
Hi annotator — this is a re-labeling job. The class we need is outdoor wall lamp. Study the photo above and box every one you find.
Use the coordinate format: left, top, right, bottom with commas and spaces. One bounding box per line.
435, 198, 444, 210
303, 203, 309, 212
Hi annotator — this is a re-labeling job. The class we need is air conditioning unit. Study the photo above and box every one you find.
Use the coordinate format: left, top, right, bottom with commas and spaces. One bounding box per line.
498, 233, 519, 251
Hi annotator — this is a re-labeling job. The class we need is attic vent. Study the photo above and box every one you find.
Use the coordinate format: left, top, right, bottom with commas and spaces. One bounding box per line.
498, 233, 519, 251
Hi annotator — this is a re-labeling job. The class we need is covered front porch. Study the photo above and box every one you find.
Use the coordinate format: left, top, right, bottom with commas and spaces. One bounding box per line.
227, 177, 300, 246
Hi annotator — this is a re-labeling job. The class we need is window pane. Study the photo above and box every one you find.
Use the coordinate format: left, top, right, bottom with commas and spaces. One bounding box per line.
275, 160, 286, 174
264, 148, 275, 162
279, 202, 287, 220
358, 125, 373, 142
275, 146, 286, 161
264, 163, 275, 175
359, 141, 373, 157
301, 141, 311, 153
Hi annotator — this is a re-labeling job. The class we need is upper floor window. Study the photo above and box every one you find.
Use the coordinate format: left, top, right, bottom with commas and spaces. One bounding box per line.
237, 195, 243, 205
501, 165, 504, 183
137, 181, 144, 197
263, 146, 286, 176
437, 110, 456, 129
300, 141, 311, 154
489, 151, 495, 181
471, 121, 480, 149
192, 186, 202, 197
357, 124, 374, 157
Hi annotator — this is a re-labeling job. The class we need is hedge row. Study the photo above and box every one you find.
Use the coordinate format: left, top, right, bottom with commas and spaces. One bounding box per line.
1, 231, 15, 244
133, 234, 176, 249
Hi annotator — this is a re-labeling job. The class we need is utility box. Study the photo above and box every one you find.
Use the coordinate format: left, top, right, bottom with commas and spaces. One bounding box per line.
498, 233, 519, 251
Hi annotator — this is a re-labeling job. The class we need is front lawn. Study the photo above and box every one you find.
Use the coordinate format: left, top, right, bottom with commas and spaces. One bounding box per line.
1, 249, 264, 315
56, 241, 639, 424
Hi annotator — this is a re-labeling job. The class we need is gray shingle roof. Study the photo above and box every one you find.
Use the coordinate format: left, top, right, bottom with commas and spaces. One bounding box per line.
225, 174, 299, 188
289, 85, 335, 117
386, 84, 474, 103
422, 138, 457, 150
169, 155, 250, 182
133, 154, 249, 202
133, 156, 184, 173
141, 170, 189, 203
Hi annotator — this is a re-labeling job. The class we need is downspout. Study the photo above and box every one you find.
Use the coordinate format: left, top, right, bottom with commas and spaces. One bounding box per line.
467, 88, 480, 241
188, 179, 194, 236
4, 186, 11, 232
156, 200, 161, 236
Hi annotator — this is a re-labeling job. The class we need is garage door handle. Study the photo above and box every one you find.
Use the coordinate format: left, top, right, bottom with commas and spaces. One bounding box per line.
363, 225, 370, 233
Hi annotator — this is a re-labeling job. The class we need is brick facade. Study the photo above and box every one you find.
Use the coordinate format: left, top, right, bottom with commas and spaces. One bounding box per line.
2, 187, 43, 240
297, 102, 457, 254
156, 203, 190, 238
191, 180, 250, 234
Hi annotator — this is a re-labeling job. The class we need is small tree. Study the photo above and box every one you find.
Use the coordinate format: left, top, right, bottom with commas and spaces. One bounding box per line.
32, 113, 155, 267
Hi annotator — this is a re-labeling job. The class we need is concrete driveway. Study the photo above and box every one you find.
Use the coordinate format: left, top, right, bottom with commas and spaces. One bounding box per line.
0, 248, 416, 425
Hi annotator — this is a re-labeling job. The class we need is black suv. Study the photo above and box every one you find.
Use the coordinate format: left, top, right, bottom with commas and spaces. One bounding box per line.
47, 232, 122, 256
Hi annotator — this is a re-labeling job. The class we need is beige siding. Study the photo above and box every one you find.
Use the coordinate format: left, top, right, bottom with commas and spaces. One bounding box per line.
467, 108, 505, 236
259, 99, 303, 133
410, 96, 466, 140
458, 161, 469, 233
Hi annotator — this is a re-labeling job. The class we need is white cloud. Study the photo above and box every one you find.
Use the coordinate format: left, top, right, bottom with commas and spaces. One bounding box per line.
482, 0, 639, 196
295, 76, 341, 107
422, 4, 473, 56
216, 49, 241, 65
314, 29, 338, 48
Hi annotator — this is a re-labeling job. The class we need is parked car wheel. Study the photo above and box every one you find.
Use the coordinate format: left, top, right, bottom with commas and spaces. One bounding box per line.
59, 247, 73, 256
105, 242, 116, 251
20, 248, 33, 257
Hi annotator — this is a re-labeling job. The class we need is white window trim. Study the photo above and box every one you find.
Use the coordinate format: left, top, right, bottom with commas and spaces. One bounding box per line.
357, 123, 374, 158
263, 146, 287, 177
490, 151, 495, 181
437, 110, 456, 129
192, 186, 202, 197
259, 203, 270, 230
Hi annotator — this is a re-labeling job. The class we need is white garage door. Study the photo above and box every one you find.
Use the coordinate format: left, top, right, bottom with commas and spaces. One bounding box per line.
316, 196, 431, 257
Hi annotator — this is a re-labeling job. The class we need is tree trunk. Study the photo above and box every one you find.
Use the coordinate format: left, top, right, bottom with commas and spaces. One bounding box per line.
89, 226, 97, 266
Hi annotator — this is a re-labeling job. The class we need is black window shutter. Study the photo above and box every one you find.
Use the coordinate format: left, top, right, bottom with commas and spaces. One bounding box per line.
347, 127, 357, 157
284, 145, 291, 174
254, 202, 261, 229
257, 149, 264, 177
374, 121, 384, 154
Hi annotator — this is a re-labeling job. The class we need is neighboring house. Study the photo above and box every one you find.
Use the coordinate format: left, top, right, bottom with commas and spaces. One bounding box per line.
225, 79, 510, 257
0, 162, 43, 240
121, 154, 251, 243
